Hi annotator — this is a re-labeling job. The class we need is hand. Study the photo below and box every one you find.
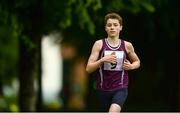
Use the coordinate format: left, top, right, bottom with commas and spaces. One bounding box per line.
102, 54, 117, 64
123, 59, 132, 70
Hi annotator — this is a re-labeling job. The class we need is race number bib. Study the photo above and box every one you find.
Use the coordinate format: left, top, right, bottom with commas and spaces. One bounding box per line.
104, 50, 124, 71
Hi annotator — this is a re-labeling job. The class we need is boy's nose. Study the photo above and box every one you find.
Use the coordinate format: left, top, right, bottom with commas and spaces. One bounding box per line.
110, 27, 114, 29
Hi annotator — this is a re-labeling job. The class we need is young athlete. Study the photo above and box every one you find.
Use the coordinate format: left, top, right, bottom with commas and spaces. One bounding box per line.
86, 12, 140, 112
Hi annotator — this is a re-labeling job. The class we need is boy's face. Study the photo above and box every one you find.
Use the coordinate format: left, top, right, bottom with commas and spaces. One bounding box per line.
105, 18, 122, 38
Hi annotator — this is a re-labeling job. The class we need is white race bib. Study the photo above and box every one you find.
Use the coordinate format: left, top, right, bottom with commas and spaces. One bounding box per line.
104, 50, 124, 71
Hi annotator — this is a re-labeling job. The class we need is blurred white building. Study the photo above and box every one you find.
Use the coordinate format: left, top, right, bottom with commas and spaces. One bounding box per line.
41, 33, 62, 105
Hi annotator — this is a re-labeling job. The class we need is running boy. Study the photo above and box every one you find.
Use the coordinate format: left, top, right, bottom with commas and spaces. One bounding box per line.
86, 12, 140, 113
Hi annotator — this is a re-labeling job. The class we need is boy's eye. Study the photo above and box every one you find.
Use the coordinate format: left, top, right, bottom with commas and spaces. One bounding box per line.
106, 23, 119, 27
106, 24, 112, 27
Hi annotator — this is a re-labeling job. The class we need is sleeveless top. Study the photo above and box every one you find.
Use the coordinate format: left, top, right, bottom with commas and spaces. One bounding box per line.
95, 38, 129, 91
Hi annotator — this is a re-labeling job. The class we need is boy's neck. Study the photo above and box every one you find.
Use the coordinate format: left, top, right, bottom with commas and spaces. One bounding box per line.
107, 36, 120, 47
107, 36, 119, 42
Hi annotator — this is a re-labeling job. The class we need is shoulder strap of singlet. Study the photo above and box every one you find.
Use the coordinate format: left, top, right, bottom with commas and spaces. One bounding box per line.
121, 39, 127, 54
98, 39, 106, 59
121, 39, 130, 61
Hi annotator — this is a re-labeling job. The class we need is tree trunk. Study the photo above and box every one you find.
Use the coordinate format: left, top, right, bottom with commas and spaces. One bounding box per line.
17, 0, 43, 111
18, 36, 37, 111
36, 39, 43, 111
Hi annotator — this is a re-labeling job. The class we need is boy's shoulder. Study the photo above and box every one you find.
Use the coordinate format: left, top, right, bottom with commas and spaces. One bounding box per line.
122, 39, 132, 45
95, 38, 104, 44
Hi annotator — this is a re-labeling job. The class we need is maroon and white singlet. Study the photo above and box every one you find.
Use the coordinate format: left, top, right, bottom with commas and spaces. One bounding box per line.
96, 38, 129, 91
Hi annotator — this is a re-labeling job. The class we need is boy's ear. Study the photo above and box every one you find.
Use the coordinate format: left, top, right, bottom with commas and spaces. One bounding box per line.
120, 25, 123, 31
105, 25, 107, 31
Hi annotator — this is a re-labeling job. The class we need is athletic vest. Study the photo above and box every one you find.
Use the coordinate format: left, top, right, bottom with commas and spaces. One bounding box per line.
96, 38, 129, 91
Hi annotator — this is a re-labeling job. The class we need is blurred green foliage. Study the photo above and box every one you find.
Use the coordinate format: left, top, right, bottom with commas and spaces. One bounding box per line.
0, 0, 180, 111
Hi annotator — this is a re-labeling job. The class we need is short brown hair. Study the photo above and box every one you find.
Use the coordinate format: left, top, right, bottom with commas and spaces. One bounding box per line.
104, 12, 123, 25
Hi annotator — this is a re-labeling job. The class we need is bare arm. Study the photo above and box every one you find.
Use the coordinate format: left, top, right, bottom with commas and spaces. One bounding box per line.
123, 41, 140, 70
86, 40, 117, 74
86, 40, 103, 73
